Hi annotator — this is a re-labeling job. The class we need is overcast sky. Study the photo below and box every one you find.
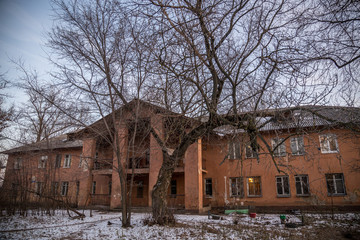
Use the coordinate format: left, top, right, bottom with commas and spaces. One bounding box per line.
0, 0, 53, 104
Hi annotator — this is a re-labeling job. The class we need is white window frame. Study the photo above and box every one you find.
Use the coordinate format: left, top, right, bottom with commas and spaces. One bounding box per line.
38, 156, 48, 168
63, 154, 71, 168
290, 136, 305, 156
61, 182, 69, 196
228, 139, 241, 159
14, 157, 22, 169
326, 173, 346, 196
319, 134, 338, 153
247, 176, 262, 197
230, 177, 244, 197
295, 175, 310, 196
271, 138, 286, 157
276, 176, 290, 197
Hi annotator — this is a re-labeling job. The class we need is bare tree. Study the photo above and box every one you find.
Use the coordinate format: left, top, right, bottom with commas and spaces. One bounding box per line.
47, 0, 155, 227
43, 0, 358, 225
138, 0, 359, 223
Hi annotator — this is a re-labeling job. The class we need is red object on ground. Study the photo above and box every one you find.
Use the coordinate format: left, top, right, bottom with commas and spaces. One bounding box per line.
249, 213, 256, 218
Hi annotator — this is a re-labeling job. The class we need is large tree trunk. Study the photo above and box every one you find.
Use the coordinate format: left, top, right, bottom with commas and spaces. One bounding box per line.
151, 153, 176, 225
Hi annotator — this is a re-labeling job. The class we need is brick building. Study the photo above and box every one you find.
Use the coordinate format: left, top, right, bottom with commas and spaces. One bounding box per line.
2, 101, 360, 211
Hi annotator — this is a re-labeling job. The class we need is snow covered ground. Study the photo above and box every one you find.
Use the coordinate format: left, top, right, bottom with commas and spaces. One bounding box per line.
0, 210, 359, 239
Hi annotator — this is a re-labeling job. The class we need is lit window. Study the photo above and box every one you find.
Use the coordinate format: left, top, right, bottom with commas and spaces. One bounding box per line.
276, 176, 290, 197
295, 175, 310, 196
230, 177, 244, 197
320, 134, 338, 153
290, 136, 305, 155
38, 156, 48, 168
271, 138, 286, 157
61, 182, 69, 196
64, 154, 71, 168
247, 177, 261, 197
326, 173, 346, 196
205, 178, 213, 197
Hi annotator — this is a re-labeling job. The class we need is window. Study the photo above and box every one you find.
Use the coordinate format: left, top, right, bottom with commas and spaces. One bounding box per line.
245, 145, 257, 159
108, 181, 112, 195
145, 150, 150, 166
137, 181, 143, 198
229, 139, 241, 159
14, 158, 22, 169
38, 156, 48, 168
272, 138, 286, 157
63, 154, 71, 168
230, 177, 244, 197
51, 182, 59, 196
92, 181, 96, 194
205, 178, 213, 197
170, 180, 177, 195
247, 177, 261, 197
79, 154, 83, 168
36, 182, 43, 196
326, 173, 346, 196
320, 134, 338, 153
55, 154, 62, 168
276, 176, 290, 197
295, 175, 310, 196
61, 182, 69, 196
290, 136, 305, 155
76, 181, 80, 196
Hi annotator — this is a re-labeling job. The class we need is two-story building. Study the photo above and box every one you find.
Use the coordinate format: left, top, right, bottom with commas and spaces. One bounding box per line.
2, 100, 360, 212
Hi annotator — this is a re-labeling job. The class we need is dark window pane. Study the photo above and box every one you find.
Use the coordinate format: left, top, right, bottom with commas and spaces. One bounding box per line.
171, 180, 177, 195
